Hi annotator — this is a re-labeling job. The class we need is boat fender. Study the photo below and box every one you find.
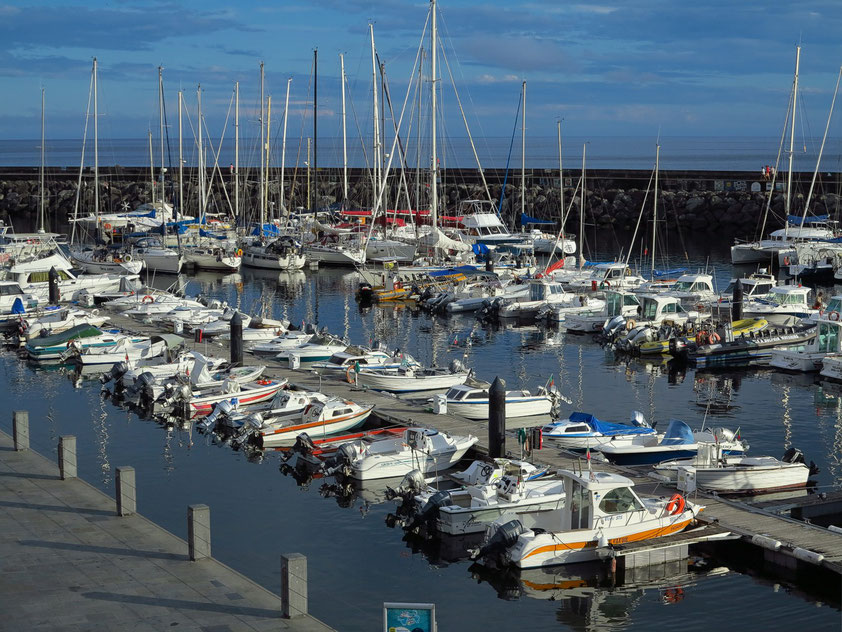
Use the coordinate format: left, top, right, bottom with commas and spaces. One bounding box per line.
142, 295, 155, 304
665, 493, 686, 515
792, 547, 825, 565
784, 256, 790, 266
236, 248, 243, 257
625, 319, 637, 331
751, 534, 781, 551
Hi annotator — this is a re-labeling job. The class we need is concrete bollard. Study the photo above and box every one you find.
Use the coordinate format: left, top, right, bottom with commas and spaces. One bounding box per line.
12, 410, 29, 451
281, 553, 308, 618
230, 312, 244, 366
188, 504, 211, 561
58, 435, 77, 480
488, 376, 506, 458
116, 466, 136, 516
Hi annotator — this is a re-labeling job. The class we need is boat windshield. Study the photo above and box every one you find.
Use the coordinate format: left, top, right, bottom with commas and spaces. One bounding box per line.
606, 293, 622, 317
826, 298, 842, 313
765, 291, 805, 306
599, 487, 644, 514
672, 281, 695, 291
641, 299, 658, 320
818, 322, 840, 353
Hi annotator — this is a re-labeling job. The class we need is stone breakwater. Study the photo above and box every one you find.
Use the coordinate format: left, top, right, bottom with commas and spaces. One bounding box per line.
0, 167, 838, 235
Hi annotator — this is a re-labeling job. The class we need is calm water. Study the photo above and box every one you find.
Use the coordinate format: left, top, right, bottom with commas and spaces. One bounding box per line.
2, 135, 841, 172
1, 246, 841, 630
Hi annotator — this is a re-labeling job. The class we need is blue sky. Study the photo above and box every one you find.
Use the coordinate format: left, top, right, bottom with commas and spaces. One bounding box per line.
2, 0, 841, 143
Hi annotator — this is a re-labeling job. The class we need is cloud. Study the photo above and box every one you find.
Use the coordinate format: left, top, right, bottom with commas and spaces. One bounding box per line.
461, 36, 568, 73
476, 74, 520, 84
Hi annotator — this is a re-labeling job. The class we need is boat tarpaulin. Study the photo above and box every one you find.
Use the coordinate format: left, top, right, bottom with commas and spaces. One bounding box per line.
568, 412, 654, 436
11, 297, 25, 315
417, 227, 472, 252
787, 214, 829, 225
472, 243, 490, 255
428, 265, 479, 278
659, 419, 694, 445
199, 228, 227, 240
520, 213, 554, 226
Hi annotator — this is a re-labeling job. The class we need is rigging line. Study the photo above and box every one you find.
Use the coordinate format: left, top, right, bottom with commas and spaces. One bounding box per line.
71, 65, 95, 245
288, 57, 314, 213
497, 91, 522, 220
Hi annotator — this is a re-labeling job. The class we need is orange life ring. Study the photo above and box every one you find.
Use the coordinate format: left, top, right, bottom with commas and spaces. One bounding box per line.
142, 295, 154, 304
666, 493, 686, 515
345, 365, 356, 384
256, 379, 271, 386
103, 223, 112, 230
708, 332, 721, 344
695, 331, 708, 346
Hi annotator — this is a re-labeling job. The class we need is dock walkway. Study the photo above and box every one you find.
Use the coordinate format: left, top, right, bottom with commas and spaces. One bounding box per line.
0, 429, 333, 632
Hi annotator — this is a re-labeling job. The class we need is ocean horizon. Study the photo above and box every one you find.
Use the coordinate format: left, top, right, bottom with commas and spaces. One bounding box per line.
1, 135, 840, 173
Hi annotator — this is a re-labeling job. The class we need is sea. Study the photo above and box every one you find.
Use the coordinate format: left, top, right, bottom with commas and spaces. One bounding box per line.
1, 241, 840, 630
2, 135, 842, 172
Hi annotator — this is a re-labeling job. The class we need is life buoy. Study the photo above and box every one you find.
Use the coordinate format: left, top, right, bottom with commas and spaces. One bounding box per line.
708, 332, 721, 344
695, 331, 708, 346
829, 311, 840, 321
103, 223, 112, 230
394, 281, 403, 291
345, 365, 356, 384
666, 493, 686, 515
124, 254, 133, 263
142, 295, 155, 304
603, 280, 611, 288
256, 379, 272, 386
625, 319, 637, 331
236, 249, 243, 257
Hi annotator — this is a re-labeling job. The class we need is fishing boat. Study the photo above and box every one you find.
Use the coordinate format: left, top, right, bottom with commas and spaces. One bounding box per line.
472, 469, 701, 568
596, 419, 748, 466
444, 382, 556, 419
605, 295, 700, 352
540, 411, 656, 450
353, 362, 470, 393
769, 312, 842, 372
326, 426, 478, 480
740, 285, 819, 325
257, 398, 375, 447
653, 445, 816, 494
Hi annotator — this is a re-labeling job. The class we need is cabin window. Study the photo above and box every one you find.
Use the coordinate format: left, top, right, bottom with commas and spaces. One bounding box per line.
755, 284, 772, 295
827, 299, 842, 313
445, 389, 465, 400
466, 392, 487, 400
569, 481, 591, 529
609, 268, 622, 278
818, 323, 839, 354
691, 282, 709, 292
327, 354, 343, 364
599, 487, 644, 514
28, 270, 70, 282
642, 301, 658, 320
662, 303, 677, 314
565, 425, 590, 433
624, 295, 640, 307
0, 285, 22, 296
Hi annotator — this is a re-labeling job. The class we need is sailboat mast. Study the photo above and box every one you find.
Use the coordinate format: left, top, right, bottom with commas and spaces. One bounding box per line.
259, 61, 265, 233
148, 130, 154, 204
39, 87, 45, 233
521, 81, 526, 227
340, 53, 348, 204
786, 45, 800, 217
197, 85, 205, 222
178, 90, 183, 221
281, 78, 291, 219
313, 48, 318, 216
93, 57, 99, 238
370, 24, 380, 210
557, 120, 563, 226
158, 66, 165, 216
265, 96, 272, 220
651, 143, 660, 277
234, 81, 239, 225
430, 0, 438, 231
579, 143, 585, 269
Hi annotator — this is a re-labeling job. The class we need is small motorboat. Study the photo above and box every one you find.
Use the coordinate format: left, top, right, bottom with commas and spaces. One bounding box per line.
310, 347, 420, 376
444, 382, 557, 420
769, 312, 842, 372
596, 419, 748, 466
251, 326, 317, 357
69, 334, 180, 367
681, 323, 816, 369
275, 333, 349, 365
159, 377, 287, 417
256, 397, 375, 447
653, 445, 817, 494
25, 324, 143, 361
540, 411, 656, 450
325, 426, 478, 480
354, 360, 470, 393
472, 469, 702, 568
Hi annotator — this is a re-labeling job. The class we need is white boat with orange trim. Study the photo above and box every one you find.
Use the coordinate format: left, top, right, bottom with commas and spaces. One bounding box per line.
258, 397, 375, 447
159, 376, 286, 417
474, 469, 701, 569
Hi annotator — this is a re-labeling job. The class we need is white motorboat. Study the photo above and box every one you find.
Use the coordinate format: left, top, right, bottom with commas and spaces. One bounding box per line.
354, 363, 470, 393
69, 334, 177, 367
201, 388, 329, 431
251, 328, 316, 357
456, 199, 532, 248
654, 444, 815, 494
25, 324, 145, 361
541, 411, 657, 451
183, 246, 241, 271
327, 426, 478, 480
275, 333, 350, 365
647, 272, 717, 309
562, 290, 641, 332
0, 281, 39, 316
70, 247, 144, 275
21, 306, 109, 339
442, 279, 528, 314
257, 397, 375, 447
473, 469, 701, 569
159, 376, 287, 417
309, 347, 419, 376
444, 383, 556, 420
740, 285, 819, 325
5, 252, 131, 303
769, 312, 842, 372
596, 419, 748, 466
706, 271, 776, 319
565, 262, 646, 293
607, 295, 700, 352
131, 236, 184, 273
497, 278, 601, 320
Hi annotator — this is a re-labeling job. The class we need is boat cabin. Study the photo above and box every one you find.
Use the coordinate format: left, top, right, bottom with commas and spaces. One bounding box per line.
556, 470, 647, 531
758, 286, 811, 308
669, 273, 715, 295
815, 317, 842, 354
722, 273, 775, 299
638, 295, 696, 323
528, 279, 567, 302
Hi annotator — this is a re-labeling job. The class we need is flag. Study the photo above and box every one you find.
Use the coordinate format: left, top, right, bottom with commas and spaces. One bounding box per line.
548, 374, 554, 388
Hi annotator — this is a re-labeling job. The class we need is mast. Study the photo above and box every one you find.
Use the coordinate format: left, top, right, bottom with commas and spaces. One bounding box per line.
313, 48, 318, 216
259, 61, 265, 235
178, 91, 183, 222
340, 53, 348, 205
786, 46, 800, 217
306, 137, 311, 212
651, 143, 660, 277
39, 87, 45, 233
234, 81, 239, 226
158, 66, 165, 217
430, 0, 438, 232
93, 57, 99, 240
197, 84, 205, 222
281, 78, 291, 219
558, 120, 564, 227
579, 143, 585, 269
521, 80, 526, 229
148, 130, 155, 204
370, 24, 380, 210
265, 96, 272, 220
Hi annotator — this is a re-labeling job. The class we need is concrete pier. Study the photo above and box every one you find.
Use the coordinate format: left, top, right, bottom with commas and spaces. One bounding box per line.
0, 429, 334, 631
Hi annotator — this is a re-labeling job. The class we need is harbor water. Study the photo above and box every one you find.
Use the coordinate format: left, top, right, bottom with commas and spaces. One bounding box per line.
1, 241, 841, 630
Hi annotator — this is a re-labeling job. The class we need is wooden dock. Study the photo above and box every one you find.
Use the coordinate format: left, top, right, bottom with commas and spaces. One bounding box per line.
84, 310, 842, 580
0, 428, 334, 632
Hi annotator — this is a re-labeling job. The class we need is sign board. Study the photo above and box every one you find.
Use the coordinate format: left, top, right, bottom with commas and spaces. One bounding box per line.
384, 603, 436, 632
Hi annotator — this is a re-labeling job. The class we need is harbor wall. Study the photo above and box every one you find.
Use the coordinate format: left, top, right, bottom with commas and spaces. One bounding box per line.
1, 167, 839, 236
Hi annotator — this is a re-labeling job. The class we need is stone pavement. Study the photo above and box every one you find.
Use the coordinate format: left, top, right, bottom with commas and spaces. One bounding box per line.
0, 430, 334, 632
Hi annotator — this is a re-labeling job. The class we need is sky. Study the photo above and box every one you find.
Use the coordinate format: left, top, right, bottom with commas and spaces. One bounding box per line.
2, 0, 842, 146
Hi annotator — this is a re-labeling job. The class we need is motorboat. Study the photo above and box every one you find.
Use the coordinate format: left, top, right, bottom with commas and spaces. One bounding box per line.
353, 361, 470, 393
256, 397, 375, 447
130, 236, 184, 274
604, 295, 700, 352
326, 426, 478, 480
21, 306, 110, 339
68, 334, 178, 367
682, 322, 816, 369
565, 263, 646, 293
540, 411, 656, 451
638, 317, 768, 357
654, 445, 816, 494
251, 327, 317, 357
769, 312, 842, 372
648, 272, 717, 308
157, 376, 287, 417
706, 271, 776, 319
275, 333, 350, 366
456, 199, 532, 248
309, 347, 420, 376
201, 388, 330, 431
25, 324, 145, 361
596, 419, 748, 466
472, 469, 701, 568
561, 290, 641, 332
730, 215, 838, 265
183, 246, 241, 271
740, 285, 819, 325
444, 382, 556, 420
497, 278, 602, 320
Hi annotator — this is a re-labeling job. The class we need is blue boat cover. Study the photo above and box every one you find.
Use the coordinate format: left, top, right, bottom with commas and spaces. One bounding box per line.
653, 268, 687, 277
787, 214, 828, 225
428, 265, 479, 278
520, 213, 554, 226
199, 228, 226, 240
11, 297, 24, 315
472, 243, 490, 255
568, 412, 655, 436
659, 419, 694, 445
250, 223, 282, 237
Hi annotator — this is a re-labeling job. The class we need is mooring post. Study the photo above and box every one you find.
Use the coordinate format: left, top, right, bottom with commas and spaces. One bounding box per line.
116, 466, 136, 516
58, 435, 77, 480
731, 279, 743, 322
281, 553, 308, 618
48, 266, 60, 304
230, 312, 243, 366
12, 410, 29, 451
488, 376, 506, 458
188, 504, 211, 561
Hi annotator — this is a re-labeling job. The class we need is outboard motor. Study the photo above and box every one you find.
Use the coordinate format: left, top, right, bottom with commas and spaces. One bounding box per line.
385, 468, 428, 502
100, 360, 129, 385
322, 441, 359, 475
200, 398, 237, 430
602, 315, 626, 340
781, 447, 804, 464
470, 519, 526, 561
288, 432, 318, 458
713, 427, 735, 443
630, 410, 650, 428
406, 490, 453, 531
448, 358, 466, 374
